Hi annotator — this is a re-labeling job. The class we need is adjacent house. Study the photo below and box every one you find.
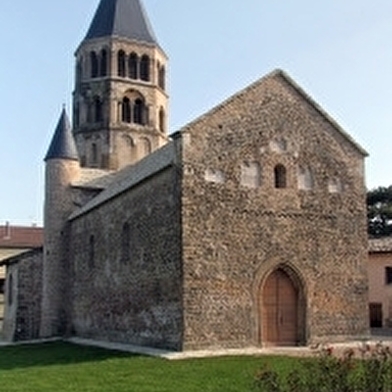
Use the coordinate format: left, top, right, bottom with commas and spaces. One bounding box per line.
368, 237, 392, 330
0, 223, 43, 328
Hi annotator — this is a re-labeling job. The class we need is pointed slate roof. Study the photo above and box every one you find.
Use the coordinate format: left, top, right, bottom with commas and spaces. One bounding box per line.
45, 108, 79, 162
85, 0, 158, 44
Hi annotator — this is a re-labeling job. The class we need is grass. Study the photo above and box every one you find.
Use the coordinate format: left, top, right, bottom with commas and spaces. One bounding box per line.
0, 342, 300, 392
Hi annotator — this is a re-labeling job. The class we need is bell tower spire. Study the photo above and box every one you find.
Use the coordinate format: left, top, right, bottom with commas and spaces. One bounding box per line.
73, 0, 168, 170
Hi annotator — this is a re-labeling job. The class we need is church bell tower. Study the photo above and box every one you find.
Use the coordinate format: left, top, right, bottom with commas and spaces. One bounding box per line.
73, 0, 169, 170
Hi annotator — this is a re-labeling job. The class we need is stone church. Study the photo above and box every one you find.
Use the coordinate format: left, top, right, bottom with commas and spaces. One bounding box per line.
1, 0, 370, 350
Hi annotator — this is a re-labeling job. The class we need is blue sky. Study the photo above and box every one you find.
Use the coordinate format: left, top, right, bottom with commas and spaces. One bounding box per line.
1, 0, 392, 225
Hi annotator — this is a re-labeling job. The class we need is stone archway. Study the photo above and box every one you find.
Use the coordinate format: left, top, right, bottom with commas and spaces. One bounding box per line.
260, 267, 306, 346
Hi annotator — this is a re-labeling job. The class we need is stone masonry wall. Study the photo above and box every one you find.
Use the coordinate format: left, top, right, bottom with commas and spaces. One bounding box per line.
69, 166, 183, 350
2, 248, 43, 341
180, 71, 369, 349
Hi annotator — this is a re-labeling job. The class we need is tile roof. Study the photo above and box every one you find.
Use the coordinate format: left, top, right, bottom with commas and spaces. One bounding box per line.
369, 237, 392, 253
69, 142, 176, 220
0, 225, 43, 249
72, 168, 116, 190
85, 0, 158, 44
45, 108, 79, 162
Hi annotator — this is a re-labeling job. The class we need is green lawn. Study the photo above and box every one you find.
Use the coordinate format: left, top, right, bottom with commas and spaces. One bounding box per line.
0, 342, 299, 391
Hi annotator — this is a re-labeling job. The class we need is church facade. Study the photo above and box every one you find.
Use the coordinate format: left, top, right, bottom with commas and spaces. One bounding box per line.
1, 0, 370, 350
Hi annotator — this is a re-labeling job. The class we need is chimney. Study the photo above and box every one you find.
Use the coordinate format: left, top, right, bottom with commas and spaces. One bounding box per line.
4, 221, 11, 239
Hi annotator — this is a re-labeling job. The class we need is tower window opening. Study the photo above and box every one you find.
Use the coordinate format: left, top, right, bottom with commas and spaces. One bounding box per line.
159, 107, 165, 132
94, 96, 103, 122
122, 97, 132, 123
76, 60, 83, 84
118, 50, 126, 77
91, 143, 98, 165
90, 51, 99, 78
140, 55, 150, 81
129, 53, 138, 79
133, 99, 145, 124
87, 102, 93, 123
74, 103, 80, 128
158, 65, 165, 90
274, 164, 287, 189
100, 49, 108, 77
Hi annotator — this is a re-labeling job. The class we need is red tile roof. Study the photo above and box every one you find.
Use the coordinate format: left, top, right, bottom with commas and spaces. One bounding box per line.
0, 225, 43, 249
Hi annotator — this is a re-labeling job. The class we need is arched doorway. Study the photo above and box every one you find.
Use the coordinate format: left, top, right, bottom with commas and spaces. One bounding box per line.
261, 267, 305, 346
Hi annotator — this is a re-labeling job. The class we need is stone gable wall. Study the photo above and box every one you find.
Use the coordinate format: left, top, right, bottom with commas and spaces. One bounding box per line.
180, 74, 369, 349
69, 165, 183, 350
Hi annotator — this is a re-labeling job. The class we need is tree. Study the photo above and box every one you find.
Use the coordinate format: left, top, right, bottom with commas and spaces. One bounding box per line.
367, 185, 392, 237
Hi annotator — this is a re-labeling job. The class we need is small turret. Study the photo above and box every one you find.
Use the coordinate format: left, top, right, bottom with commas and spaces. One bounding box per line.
40, 109, 80, 338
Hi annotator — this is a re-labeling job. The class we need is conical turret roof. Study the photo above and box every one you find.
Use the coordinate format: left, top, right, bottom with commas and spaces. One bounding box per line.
45, 108, 79, 162
85, 0, 158, 44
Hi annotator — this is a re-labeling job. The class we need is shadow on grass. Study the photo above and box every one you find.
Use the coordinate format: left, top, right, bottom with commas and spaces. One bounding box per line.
0, 341, 140, 370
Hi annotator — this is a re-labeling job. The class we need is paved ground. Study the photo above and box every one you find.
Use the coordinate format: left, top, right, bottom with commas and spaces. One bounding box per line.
63, 337, 392, 360
1, 336, 392, 360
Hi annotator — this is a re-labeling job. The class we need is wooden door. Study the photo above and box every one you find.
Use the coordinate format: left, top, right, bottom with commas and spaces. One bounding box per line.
262, 269, 298, 346
369, 303, 383, 328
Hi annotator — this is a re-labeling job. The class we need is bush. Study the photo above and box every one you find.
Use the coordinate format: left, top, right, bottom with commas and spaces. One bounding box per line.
253, 343, 392, 392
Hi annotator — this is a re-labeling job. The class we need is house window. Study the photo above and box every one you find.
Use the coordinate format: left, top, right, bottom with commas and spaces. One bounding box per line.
385, 267, 392, 285
274, 164, 287, 188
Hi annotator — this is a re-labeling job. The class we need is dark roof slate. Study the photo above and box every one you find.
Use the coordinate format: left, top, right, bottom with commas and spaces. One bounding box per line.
45, 108, 79, 162
85, 0, 158, 44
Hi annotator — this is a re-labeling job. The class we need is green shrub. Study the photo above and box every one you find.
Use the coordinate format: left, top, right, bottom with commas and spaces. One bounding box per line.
253, 343, 392, 392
